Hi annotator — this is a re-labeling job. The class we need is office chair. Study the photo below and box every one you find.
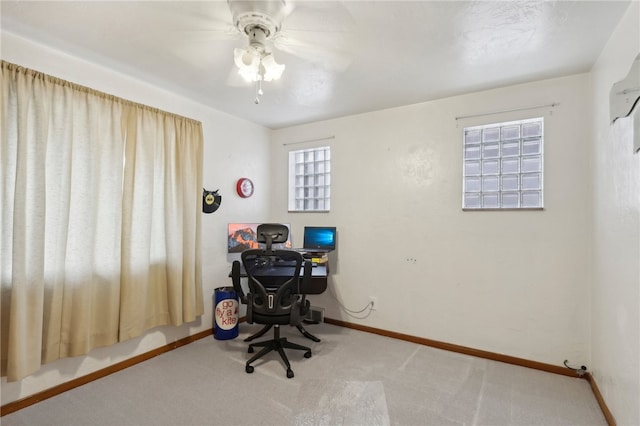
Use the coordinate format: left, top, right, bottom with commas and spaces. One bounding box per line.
231, 223, 313, 378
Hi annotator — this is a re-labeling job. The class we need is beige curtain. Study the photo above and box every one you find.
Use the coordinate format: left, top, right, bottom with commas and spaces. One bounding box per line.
1, 61, 203, 381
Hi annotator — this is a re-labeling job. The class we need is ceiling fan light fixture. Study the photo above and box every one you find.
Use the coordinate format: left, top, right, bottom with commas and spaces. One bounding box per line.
234, 47, 258, 69
228, 1, 289, 101
233, 47, 258, 81
234, 47, 284, 83
236, 65, 259, 82
260, 53, 285, 82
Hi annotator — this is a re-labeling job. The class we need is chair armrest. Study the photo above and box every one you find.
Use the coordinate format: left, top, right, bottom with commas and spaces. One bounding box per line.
246, 293, 254, 324
231, 260, 247, 304
290, 261, 312, 326
299, 260, 313, 294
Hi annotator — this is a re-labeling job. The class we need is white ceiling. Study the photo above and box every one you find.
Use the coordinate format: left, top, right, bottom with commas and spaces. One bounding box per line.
1, 0, 631, 129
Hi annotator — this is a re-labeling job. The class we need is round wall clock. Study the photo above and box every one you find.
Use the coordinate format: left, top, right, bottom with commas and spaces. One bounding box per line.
236, 177, 254, 198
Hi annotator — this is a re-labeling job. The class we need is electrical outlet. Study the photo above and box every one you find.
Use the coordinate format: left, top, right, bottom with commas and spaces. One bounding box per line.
369, 296, 378, 311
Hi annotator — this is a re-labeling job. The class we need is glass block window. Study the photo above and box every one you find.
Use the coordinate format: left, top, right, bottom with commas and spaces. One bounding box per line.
288, 146, 331, 212
463, 118, 543, 209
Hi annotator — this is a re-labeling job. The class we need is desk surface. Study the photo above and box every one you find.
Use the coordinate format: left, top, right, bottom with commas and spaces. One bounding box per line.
237, 263, 327, 278
232, 262, 328, 294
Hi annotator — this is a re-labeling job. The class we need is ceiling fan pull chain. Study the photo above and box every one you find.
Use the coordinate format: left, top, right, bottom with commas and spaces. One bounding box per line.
254, 60, 265, 104
254, 76, 265, 104
254, 79, 260, 104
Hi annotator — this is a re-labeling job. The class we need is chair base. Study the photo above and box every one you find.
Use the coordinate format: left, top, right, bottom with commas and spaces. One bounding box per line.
244, 323, 321, 343
245, 325, 312, 378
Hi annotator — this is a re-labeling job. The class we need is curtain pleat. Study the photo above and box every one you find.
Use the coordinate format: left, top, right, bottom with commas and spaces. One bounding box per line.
1, 61, 203, 381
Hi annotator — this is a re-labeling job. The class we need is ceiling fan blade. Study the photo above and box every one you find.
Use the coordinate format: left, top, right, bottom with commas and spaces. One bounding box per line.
283, 1, 355, 32
273, 29, 353, 71
165, 1, 241, 42
272, 1, 356, 71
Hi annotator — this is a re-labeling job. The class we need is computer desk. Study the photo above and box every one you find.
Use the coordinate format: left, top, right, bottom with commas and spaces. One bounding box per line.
234, 262, 328, 294
231, 261, 328, 342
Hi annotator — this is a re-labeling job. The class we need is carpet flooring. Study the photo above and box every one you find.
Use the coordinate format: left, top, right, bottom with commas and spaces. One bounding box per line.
2, 322, 607, 425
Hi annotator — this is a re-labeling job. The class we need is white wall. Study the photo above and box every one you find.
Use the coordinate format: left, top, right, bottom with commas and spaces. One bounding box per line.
590, 2, 640, 425
271, 74, 592, 367
0, 32, 271, 404
3, 5, 638, 421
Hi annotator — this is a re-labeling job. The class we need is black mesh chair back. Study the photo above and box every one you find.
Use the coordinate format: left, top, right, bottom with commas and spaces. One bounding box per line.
231, 223, 312, 378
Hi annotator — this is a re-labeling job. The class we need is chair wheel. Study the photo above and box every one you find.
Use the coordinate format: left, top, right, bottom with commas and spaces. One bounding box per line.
246, 365, 254, 374
248, 346, 254, 353
304, 351, 312, 358
286, 369, 294, 378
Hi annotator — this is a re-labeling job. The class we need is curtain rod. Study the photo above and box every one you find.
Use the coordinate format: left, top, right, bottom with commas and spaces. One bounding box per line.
455, 102, 560, 121
282, 135, 335, 146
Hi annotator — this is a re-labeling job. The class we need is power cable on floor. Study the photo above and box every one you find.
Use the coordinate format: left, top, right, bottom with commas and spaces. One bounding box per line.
327, 283, 374, 319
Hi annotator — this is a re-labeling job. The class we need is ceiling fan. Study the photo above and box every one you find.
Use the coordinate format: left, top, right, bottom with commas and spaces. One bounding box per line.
225, 0, 354, 104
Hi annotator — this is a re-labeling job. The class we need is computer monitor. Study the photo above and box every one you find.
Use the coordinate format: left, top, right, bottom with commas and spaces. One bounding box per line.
227, 223, 292, 253
303, 226, 336, 252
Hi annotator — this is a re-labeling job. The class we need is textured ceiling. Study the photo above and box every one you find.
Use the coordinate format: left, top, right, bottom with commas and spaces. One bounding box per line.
0, 0, 632, 129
